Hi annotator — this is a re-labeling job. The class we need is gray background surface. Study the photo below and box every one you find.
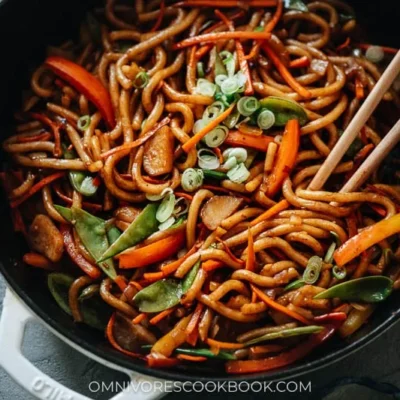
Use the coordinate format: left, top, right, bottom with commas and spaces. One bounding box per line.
0, 274, 399, 400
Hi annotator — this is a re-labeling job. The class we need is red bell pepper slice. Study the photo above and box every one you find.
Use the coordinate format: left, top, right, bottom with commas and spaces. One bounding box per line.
313, 312, 347, 328
60, 224, 101, 279
45, 56, 115, 129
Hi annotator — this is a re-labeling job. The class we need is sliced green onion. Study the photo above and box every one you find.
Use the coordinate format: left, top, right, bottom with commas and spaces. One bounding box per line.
324, 242, 337, 264
365, 46, 384, 63
220, 51, 235, 77
156, 192, 176, 223
214, 48, 228, 77
383, 248, 393, 267
193, 119, 207, 134
274, 135, 283, 144
203, 125, 228, 148
197, 62, 205, 78
330, 231, 341, 246
284, 279, 305, 292
244, 149, 258, 169
303, 256, 323, 284
332, 265, 347, 280
158, 216, 176, 231
203, 101, 225, 122
195, 78, 217, 97
237, 96, 260, 117
197, 149, 220, 170
77, 115, 91, 131
222, 156, 237, 171
133, 71, 149, 89
173, 197, 189, 217
223, 109, 241, 129
202, 170, 227, 181
214, 92, 239, 107
257, 109, 276, 130
254, 26, 264, 32
181, 168, 204, 192
227, 163, 250, 183
236, 71, 247, 91
215, 74, 228, 87
221, 76, 240, 95
223, 147, 248, 163
146, 187, 173, 202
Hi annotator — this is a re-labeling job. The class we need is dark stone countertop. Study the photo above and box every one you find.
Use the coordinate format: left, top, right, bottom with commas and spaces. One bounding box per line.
0, 275, 399, 400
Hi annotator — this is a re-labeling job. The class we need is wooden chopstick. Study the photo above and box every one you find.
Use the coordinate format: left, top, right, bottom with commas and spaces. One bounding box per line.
308, 51, 400, 191
340, 119, 400, 193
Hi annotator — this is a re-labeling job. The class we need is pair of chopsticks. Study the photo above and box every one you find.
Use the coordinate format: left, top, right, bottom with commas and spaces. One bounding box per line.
308, 51, 400, 193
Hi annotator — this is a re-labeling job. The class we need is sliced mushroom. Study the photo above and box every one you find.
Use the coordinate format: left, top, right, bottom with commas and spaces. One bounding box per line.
28, 214, 64, 262
143, 126, 174, 177
201, 196, 243, 230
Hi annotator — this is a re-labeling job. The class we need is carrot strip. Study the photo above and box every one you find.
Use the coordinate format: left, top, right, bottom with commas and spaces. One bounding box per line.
346, 213, 358, 238
177, 354, 207, 362
143, 271, 165, 282
173, 32, 272, 51
186, 302, 204, 335
146, 355, 180, 368
182, 104, 235, 152
202, 260, 225, 272
151, 0, 165, 32
224, 130, 275, 152
30, 113, 62, 157
23, 253, 56, 271
346, 143, 374, 180
251, 285, 311, 325
336, 37, 350, 51
246, 228, 255, 271
289, 56, 310, 69
216, 238, 245, 266
186, 327, 199, 347
215, 10, 253, 95
358, 43, 398, 54
161, 244, 199, 275
250, 199, 289, 226
195, 45, 213, 59
175, 192, 194, 201
206, 338, 244, 350
149, 308, 175, 325
214, 147, 224, 164
114, 275, 128, 292
101, 117, 171, 158
261, 43, 312, 98
10, 172, 65, 208
129, 281, 143, 291
132, 313, 147, 324
355, 77, 365, 99
368, 204, 387, 217
53, 183, 102, 213
106, 314, 144, 358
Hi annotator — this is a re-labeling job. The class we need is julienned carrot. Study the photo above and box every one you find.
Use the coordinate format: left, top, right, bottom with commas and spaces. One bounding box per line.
336, 37, 350, 51
217, 238, 245, 266
206, 338, 244, 350
182, 104, 235, 152
119, 231, 185, 269
114, 275, 128, 292
224, 130, 275, 152
246, 229, 255, 271
265, 119, 300, 197
129, 281, 143, 292
132, 313, 147, 324
251, 285, 311, 325
346, 143, 374, 180
247, 0, 283, 60
177, 354, 207, 362
143, 271, 164, 282
186, 302, 204, 335
174, 192, 194, 201
106, 314, 143, 359
334, 213, 400, 267
358, 43, 398, 54
261, 43, 312, 99
151, 0, 165, 32
149, 308, 175, 325
146, 355, 180, 368
101, 117, 171, 158
173, 32, 272, 51
289, 56, 310, 69
161, 243, 200, 275
355, 77, 365, 99
202, 260, 224, 271
215, 10, 253, 95
23, 253, 56, 271
250, 199, 289, 226
10, 172, 65, 208
30, 112, 62, 157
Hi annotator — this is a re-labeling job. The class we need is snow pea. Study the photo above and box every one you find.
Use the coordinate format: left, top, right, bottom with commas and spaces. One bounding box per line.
244, 325, 323, 346
98, 203, 159, 262
48, 272, 112, 330
54, 205, 117, 279
64, 148, 98, 197
133, 260, 201, 313
314, 276, 393, 303
284, 278, 305, 292
259, 96, 308, 126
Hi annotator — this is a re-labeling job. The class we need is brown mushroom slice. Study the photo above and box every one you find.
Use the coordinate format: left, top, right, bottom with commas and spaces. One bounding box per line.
113, 312, 156, 352
114, 206, 142, 223
143, 125, 174, 177
28, 214, 64, 262
201, 196, 243, 230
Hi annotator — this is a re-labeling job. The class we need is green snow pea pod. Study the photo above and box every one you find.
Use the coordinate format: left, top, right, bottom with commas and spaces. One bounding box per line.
314, 276, 393, 303
259, 96, 308, 126
244, 325, 323, 346
284, 278, 305, 292
98, 203, 159, 262
48, 273, 112, 330
133, 260, 201, 313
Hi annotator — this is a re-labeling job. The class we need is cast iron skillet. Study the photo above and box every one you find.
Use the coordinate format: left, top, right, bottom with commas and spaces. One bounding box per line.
0, 0, 399, 382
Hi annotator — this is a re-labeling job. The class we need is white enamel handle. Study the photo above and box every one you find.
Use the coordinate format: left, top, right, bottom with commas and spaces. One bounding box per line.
0, 289, 166, 400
